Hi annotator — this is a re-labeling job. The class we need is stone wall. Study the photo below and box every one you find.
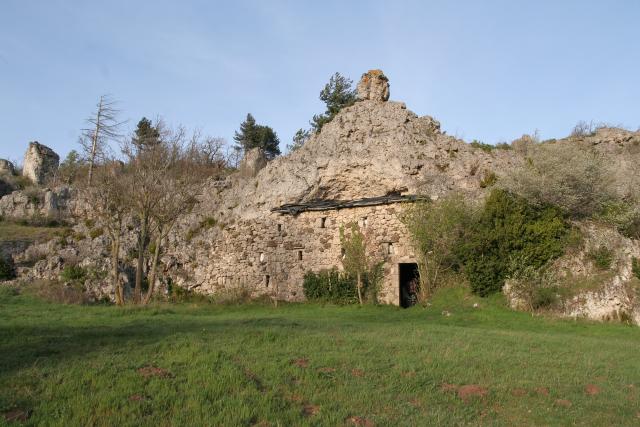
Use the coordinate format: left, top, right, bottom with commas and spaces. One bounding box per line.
186, 203, 416, 304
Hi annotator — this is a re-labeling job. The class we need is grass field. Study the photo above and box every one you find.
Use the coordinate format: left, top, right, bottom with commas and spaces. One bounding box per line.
0, 286, 639, 426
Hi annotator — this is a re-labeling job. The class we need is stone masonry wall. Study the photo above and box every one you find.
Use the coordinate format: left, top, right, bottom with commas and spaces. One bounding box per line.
189, 203, 416, 304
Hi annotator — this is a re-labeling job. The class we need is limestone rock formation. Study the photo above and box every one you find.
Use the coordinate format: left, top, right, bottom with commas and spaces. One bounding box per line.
23, 142, 59, 185
356, 69, 390, 102
238, 148, 267, 178
0, 159, 15, 175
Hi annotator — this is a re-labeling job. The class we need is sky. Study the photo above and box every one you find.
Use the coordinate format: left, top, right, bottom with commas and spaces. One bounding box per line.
1, 0, 639, 164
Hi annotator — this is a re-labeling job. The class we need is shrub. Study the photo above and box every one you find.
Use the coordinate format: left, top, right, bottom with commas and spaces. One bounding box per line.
479, 170, 497, 188
0, 257, 16, 281
502, 142, 616, 219
89, 227, 103, 239
495, 142, 512, 150
532, 286, 560, 310
458, 189, 568, 296
303, 269, 359, 304
632, 258, 640, 280
60, 264, 87, 283
470, 140, 494, 153
27, 280, 89, 305
200, 217, 217, 229
588, 246, 614, 270
403, 194, 473, 300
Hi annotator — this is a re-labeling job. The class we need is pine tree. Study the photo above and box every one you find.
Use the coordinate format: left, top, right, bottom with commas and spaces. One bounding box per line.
234, 114, 281, 160
310, 72, 356, 132
132, 117, 161, 151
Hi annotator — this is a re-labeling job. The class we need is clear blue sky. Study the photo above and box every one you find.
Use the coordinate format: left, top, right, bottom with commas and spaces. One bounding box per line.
1, 0, 639, 163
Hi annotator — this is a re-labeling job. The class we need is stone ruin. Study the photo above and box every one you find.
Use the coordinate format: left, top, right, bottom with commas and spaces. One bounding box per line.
2, 69, 640, 322
0, 159, 15, 176
23, 141, 59, 185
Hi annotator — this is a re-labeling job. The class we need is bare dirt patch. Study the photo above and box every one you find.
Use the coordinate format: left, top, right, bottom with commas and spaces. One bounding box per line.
584, 384, 600, 396
137, 366, 172, 378
511, 388, 527, 397
302, 404, 320, 417
128, 394, 146, 401
534, 387, 549, 396
291, 358, 309, 368
3, 408, 30, 422
351, 368, 365, 377
457, 384, 488, 402
347, 415, 375, 426
555, 399, 572, 408
440, 383, 458, 393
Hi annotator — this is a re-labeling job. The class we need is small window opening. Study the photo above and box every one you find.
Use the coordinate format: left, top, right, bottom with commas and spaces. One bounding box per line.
360, 217, 369, 228
298, 250, 303, 261
264, 275, 270, 287
387, 243, 395, 255
320, 217, 327, 228
341, 247, 346, 259
277, 224, 282, 233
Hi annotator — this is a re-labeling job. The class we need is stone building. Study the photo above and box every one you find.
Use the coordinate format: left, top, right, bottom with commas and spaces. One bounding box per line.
178, 70, 519, 306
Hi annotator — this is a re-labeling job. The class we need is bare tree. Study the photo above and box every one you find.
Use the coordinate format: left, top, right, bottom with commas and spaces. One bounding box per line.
81, 95, 125, 186
79, 160, 129, 305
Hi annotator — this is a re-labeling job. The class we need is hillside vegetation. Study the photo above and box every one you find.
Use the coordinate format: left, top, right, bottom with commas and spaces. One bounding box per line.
1, 286, 638, 426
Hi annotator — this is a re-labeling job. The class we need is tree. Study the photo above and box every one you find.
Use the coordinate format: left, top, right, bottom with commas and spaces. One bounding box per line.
81, 95, 124, 186
287, 128, 310, 152
502, 141, 615, 219
58, 150, 84, 184
233, 114, 281, 159
79, 160, 128, 305
310, 72, 356, 132
132, 117, 161, 151
339, 222, 383, 305
403, 194, 473, 301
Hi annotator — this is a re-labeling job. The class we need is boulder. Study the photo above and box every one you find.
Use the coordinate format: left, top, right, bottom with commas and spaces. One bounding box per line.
23, 142, 59, 185
356, 69, 390, 102
0, 159, 15, 175
238, 148, 267, 178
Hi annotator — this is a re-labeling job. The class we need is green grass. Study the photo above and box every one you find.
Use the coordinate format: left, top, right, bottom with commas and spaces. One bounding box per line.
0, 286, 639, 426
0, 221, 62, 243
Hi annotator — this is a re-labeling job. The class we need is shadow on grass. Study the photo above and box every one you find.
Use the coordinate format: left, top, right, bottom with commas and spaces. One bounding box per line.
0, 315, 306, 377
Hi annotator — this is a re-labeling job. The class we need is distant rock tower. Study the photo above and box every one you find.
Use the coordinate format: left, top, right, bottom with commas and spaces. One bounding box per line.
356, 69, 390, 102
23, 142, 59, 185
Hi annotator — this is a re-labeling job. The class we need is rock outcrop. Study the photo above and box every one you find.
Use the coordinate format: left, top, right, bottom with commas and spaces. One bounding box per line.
0, 159, 15, 175
356, 69, 390, 102
238, 148, 267, 178
23, 142, 59, 185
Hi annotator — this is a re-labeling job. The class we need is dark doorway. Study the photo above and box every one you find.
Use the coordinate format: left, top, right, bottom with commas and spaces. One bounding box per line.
399, 263, 420, 308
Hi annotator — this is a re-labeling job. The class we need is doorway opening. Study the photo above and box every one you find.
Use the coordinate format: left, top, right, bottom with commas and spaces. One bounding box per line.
399, 263, 420, 308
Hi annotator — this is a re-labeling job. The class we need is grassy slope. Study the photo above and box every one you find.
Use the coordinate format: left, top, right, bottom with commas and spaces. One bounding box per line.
0, 287, 638, 426
0, 222, 62, 243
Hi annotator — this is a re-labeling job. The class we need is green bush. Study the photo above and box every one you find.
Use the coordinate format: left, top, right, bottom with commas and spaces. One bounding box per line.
303, 269, 359, 304
89, 227, 103, 239
632, 258, 640, 280
588, 246, 614, 270
470, 140, 495, 153
479, 170, 497, 188
0, 257, 16, 281
458, 189, 568, 296
532, 286, 559, 310
60, 265, 87, 283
